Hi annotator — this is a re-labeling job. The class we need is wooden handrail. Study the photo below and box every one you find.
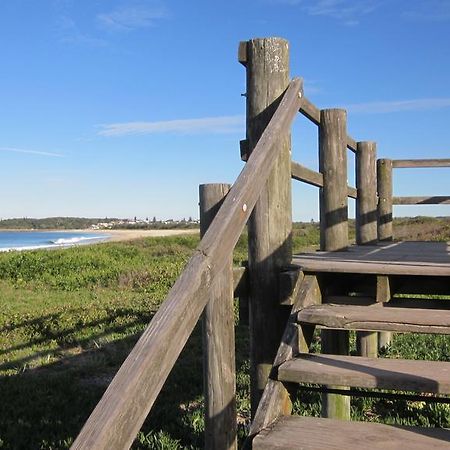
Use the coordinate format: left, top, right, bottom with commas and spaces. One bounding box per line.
392, 159, 450, 168
71, 77, 303, 450
393, 196, 450, 205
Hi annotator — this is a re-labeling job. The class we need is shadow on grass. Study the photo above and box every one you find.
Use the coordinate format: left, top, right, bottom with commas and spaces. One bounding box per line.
0, 309, 250, 449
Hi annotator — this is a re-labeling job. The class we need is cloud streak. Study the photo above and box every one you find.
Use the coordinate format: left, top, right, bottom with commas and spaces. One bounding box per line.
402, 0, 450, 22
269, 0, 381, 25
98, 115, 245, 137
98, 4, 167, 31
0, 147, 64, 158
345, 98, 450, 114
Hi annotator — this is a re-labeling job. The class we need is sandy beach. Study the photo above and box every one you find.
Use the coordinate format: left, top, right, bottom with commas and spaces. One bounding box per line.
88, 228, 199, 243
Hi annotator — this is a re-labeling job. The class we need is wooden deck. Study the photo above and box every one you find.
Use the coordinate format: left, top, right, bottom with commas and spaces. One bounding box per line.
293, 241, 450, 276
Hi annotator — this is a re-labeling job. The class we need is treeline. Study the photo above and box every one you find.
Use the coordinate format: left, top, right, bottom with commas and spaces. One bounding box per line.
0, 217, 112, 230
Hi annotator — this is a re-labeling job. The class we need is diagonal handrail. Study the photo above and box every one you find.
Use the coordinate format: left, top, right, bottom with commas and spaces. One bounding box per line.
71, 77, 303, 450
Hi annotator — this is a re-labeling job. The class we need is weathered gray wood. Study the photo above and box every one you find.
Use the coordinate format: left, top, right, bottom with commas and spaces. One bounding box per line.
291, 161, 356, 198
299, 97, 321, 125
319, 108, 350, 420
347, 135, 357, 153
291, 161, 323, 188
377, 158, 393, 241
253, 416, 450, 450
279, 268, 303, 306
376, 275, 392, 347
298, 304, 450, 334
244, 37, 295, 416
355, 143, 378, 355
240, 139, 249, 162
393, 196, 450, 205
200, 184, 236, 450
319, 109, 349, 251
249, 275, 321, 438
393, 158, 450, 168
71, 77, 303, 450
356, 142, 377, 245
279, 353, 450, 393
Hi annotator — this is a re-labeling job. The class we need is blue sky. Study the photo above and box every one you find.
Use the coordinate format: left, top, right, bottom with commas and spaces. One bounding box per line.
1, 0, 450, 221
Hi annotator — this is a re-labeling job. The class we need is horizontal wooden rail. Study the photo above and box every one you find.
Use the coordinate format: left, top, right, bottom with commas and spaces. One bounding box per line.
71, 78, 303, 450
392, 159, 450, 168
299, 97, 357, 153
291, 161, 357, 198
393, 196, 450, 205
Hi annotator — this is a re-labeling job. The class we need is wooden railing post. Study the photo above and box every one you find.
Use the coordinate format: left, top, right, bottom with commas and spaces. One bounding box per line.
356, 141, 379, 358
239, 37, 293, 416
319, 108, 350, 420
377, 158, 393, 241
377, 159, 393, 349
319, 109, 349, 251
199, 184, 236, 450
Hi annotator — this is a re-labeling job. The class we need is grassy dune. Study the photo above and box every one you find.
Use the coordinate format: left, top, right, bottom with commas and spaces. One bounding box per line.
0, 219, 448, 448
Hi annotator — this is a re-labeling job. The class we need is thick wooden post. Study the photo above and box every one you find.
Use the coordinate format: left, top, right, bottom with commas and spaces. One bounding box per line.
356, 141, 378, 357
239, 37, 293, 416
199, 184, 237, 450
377, 159, 393, 348
319, 108, 350, 420
319, 109, 348, 251
377, 159, 393, 241
356, 141, 377, 245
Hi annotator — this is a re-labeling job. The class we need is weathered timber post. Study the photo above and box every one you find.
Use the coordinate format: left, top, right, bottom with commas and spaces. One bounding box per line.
377, 158, 393, 349
199, 184, 237, 450
319, 109, 349, 251
239, 37, 293, 416
356, 141, 378, 358
319, 108, 350, 420
377, 158, 393, 241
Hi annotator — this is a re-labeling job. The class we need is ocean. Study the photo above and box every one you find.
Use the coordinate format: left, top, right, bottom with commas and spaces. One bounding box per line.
0, 231, 111, 252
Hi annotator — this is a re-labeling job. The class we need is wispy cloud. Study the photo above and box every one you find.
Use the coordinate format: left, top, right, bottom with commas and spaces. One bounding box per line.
402, 0, 450, 22
269, 0, 381, 25
58, 16, 107, 47
345, 98, 450, 114
98, 115, 245, 137
98, 4, 167, 31
0, 147, 64, 157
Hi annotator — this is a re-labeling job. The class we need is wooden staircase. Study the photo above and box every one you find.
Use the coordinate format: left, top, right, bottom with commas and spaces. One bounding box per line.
250, 247, 450, 449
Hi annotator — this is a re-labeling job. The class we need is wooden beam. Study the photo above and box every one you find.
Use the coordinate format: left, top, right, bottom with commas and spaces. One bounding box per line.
245, 37, 296, 416
392, 158, 450, 168
291, 162, 323, 187
393, 196, 450, 205
71, 77, 303, 450
377, 159, 393, 241
299, 97, 320, 125
200, 184, 236, 450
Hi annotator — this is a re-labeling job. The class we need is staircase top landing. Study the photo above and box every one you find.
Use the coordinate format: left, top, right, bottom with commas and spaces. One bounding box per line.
293, 241, 450, 276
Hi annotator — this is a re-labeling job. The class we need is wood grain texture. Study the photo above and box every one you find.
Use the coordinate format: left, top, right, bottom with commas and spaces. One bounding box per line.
253, 416, 450, 450
319, 109, 349, 252
393, 196, 450, 205
377, 158, 393, 241
71, 77, 303, 450
249, 275, 321, 438
299, 96, 321, 125
298, 304, 450, 334
244, 37, 295, 415
278, 353, 450, 393
199, 184, 236, 450
356, 141, 377, 245
392, 158, 450, 168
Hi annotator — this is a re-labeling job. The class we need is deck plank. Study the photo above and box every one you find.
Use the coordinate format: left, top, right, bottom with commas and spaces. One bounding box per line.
278, 354, 450, 394
298, 304, 450, 334
253, 416, 450, 450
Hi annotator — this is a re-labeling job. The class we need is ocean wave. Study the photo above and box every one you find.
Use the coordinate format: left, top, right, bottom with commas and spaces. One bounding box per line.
50, 236, 105, 245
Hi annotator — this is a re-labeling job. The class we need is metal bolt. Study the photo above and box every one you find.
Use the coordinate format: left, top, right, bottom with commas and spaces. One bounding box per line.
242, 203, 247, 212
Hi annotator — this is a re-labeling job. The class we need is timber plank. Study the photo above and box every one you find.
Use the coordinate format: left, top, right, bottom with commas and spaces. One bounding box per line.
298, 304, 450, 334
278, 354, 450, 394
253, 416, 450, 450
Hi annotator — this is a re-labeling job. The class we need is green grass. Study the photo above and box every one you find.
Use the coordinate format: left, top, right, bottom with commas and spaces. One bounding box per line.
0, 221, 448, 448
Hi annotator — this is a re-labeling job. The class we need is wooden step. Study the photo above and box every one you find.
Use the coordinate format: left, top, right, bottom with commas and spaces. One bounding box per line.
278, 354, 450, 394
297, 304, 450, 334
253, 416, 450, 449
